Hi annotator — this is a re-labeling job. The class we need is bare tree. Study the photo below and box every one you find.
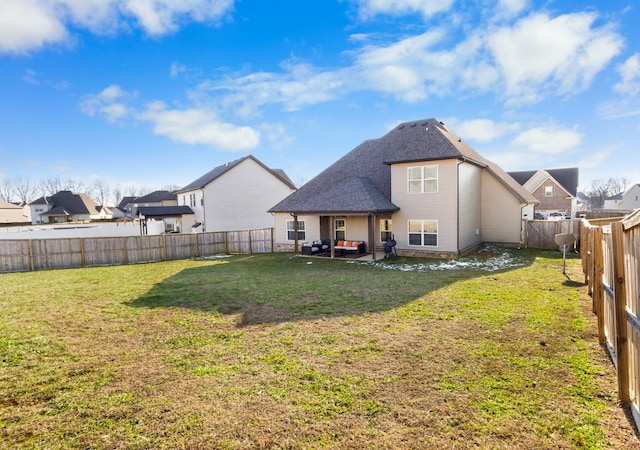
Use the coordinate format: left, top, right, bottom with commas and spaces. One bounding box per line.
90, 179, 111, 206
585, 177, 629, 209
14, 177, 36, 204
0, 178, 14, 202
112, 185, 123, 206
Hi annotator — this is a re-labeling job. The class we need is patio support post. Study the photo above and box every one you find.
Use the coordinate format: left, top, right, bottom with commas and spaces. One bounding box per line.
330, 215, 335, 258
293, 214, 299, 255
369, 214, 376, 261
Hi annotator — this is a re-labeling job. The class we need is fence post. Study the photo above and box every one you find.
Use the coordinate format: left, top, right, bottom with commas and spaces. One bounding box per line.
611, 220, 630, 406
271, 227, 275, 253
79, 237, 86, 267
592, 227, 605, 344
28, 239, 34, 272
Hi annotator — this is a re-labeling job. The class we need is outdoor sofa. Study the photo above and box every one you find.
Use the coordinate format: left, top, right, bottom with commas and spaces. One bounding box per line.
301, 239, 366, 256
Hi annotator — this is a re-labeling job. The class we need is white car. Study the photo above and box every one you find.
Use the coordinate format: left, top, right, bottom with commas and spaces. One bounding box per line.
547, 211, 566, 221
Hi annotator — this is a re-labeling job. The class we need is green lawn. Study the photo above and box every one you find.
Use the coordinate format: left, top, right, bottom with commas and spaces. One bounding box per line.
0, 249, 637, 449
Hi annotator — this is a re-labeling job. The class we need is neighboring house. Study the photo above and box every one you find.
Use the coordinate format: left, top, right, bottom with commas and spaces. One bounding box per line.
0, 200, 29, 224
28, 191, 103, 224
131, 191, 177, 216
137, 206, 195, 234
269, 118, 538, 258
175, 155, 297, 232
116, 196, 137, 218
508, 168, 579, 218
604, 184, 640, 211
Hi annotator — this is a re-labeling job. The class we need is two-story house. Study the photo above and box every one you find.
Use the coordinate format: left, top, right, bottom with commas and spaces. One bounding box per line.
604, 184, 640, 211
176, 155, 297, 232
508, 168, 579, 218
269, 118, 538, 259
28, 191, 103, 224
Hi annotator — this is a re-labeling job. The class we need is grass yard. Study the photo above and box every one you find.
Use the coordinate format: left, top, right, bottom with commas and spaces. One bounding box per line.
1, 248, 638, 449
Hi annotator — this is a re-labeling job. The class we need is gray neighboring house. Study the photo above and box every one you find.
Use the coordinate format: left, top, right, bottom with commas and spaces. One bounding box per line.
176, 155, 297, 232
28, 191, 103, 224
269, 118, 538, 258
508, 167, 579, 218
132, 190, 195, 233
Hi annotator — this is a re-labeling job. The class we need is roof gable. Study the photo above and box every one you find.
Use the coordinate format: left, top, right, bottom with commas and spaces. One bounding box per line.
177, 155, 296, 193
508, 167, 579, 197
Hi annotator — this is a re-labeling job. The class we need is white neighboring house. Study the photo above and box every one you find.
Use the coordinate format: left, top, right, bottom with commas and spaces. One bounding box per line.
176, 155, 297, 232
604, 184, 640, 211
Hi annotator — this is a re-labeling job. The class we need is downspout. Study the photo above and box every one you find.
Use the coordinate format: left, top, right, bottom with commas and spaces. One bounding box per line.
457, 160, 463, 254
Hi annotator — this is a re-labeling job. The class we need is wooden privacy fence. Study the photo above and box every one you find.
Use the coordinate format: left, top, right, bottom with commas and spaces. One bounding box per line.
581, 211, 640, 429
522, 219, 581, 249
0, 228, 274, 273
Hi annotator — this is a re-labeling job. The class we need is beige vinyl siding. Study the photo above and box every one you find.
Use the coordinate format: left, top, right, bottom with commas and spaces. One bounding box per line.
391, 159, 459, 253
273, 213, 320, 246
458, 162, 482, 251
336, 216, 369, 242
202, 158, 295, 232
481, 171, 523, 244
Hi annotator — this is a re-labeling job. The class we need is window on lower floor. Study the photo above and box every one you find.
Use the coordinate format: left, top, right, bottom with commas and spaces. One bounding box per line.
335, 218, 346, 240
408, 220, 438, 246
287, 220, 305, 240
380, 219, 392, 242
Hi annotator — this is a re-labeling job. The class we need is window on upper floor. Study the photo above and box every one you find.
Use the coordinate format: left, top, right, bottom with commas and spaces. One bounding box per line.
408, 165, 438, 194
544, 186, 553, 197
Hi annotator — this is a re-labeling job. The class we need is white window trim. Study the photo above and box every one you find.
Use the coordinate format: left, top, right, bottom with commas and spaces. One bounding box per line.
286, 219, 306, 241
407, 219, 438, 247
407, 165, 438, 194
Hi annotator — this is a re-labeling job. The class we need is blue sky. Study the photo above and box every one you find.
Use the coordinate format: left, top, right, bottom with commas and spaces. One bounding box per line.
1, 0, 639, 201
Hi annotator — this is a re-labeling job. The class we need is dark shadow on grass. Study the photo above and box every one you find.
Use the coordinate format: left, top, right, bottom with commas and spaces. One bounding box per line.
125, 248, 539, 326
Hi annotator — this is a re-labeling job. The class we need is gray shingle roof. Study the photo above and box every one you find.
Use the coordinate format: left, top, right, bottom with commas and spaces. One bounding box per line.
134, 190, 177, 203
508, 167, 579, 197
270, 118, 536, 214
138, 206, 194, 216
30, 191, 101, 215
176, 155, 296, 193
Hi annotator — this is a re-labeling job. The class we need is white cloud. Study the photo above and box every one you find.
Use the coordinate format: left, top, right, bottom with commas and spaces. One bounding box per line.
487, 12, 623, 102
511, 125, 582, 155
196, 61, 348, 118
495, 0, 528, 20
355, 0, 454, 20
170, 62, 187, 78
578, 148, 612, 169
139, 101, 260, 151
0, 0, 236, 54
0, 0, 69, 54
79, 84, 136, 123
597, 98, 640, 120
614, 53, 640, 96
259, 123, 293, 150
449, 118, 520, 143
